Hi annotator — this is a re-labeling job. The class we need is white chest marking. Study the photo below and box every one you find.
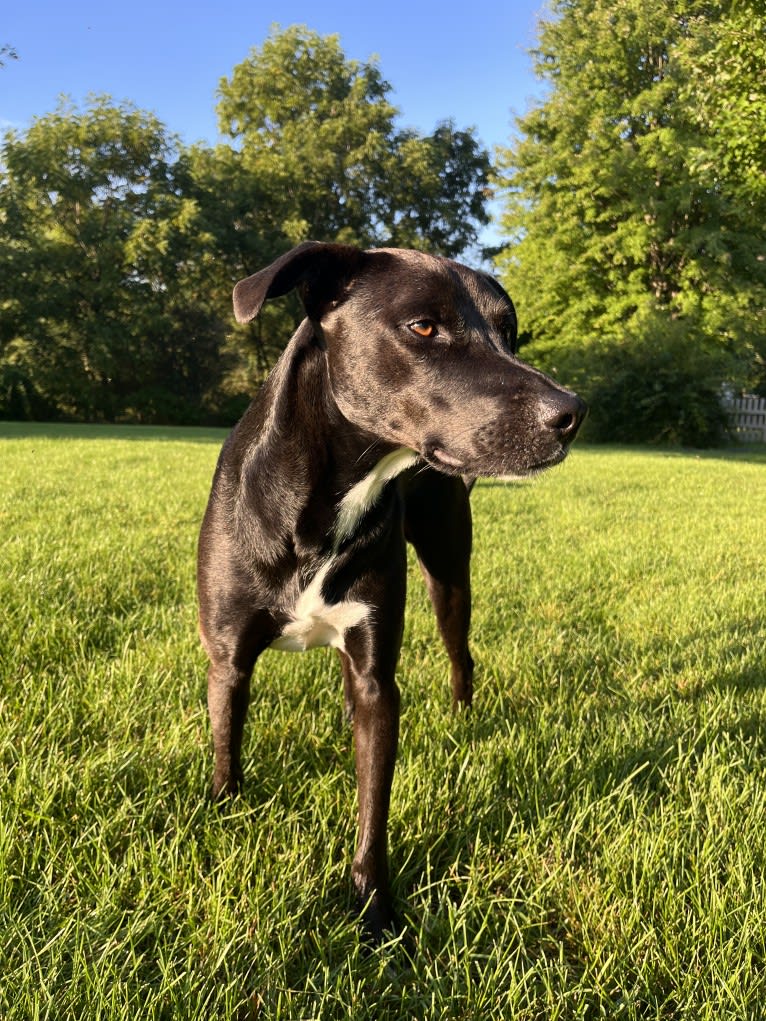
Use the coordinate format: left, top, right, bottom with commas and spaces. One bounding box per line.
334, 447, 420, 545
270, 559, 370, 652
270, 447, 418, 654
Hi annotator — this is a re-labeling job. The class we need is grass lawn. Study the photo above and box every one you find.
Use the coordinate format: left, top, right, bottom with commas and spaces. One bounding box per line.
1, 422, 765, 1019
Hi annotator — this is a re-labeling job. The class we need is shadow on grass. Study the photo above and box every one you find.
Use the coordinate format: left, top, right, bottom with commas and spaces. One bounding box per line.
0, 421, 228, 444
650, 442, 766, 466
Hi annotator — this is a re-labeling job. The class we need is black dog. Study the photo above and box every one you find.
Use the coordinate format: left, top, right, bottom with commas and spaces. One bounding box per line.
197, 241, 586, 939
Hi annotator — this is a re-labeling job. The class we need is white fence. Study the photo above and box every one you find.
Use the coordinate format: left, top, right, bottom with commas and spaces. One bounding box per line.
723, 393, 766, 442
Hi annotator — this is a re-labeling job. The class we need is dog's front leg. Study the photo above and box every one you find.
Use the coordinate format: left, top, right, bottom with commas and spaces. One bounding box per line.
342, 558, 406, 941
347, 654, 400, 940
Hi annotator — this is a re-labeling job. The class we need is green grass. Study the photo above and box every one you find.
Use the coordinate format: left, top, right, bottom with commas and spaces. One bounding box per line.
1, 422, 765, 1020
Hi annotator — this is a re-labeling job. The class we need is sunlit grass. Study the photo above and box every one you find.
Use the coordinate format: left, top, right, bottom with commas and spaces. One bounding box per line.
1, 423, 765, 1018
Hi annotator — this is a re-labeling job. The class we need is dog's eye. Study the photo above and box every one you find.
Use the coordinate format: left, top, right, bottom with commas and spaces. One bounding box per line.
409, 320, 437, 338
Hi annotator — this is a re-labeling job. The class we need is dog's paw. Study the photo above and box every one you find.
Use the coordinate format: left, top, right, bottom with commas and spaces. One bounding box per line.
356, 891, 400, 947
209, 769, 243, 803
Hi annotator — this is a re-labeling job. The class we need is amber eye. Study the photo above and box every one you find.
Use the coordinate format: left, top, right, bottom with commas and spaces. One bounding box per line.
409, 320, 437, 338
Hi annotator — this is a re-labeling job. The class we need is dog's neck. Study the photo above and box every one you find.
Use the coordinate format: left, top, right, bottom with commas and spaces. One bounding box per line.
332, 446, 419, 547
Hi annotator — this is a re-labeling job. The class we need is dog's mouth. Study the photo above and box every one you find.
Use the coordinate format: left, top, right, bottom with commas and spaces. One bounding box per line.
421, 443, 469, 474
423, 442, 571, 478
430, 447, 465, 471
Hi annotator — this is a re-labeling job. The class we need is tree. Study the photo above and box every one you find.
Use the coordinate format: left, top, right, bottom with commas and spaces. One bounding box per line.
217, 25, 397, 251
380, 121, 491, 256
677, 1, 766, 394
679, 2, 766, 213
216, 25, 491, 259
495, 0, 766, 443
206, 26, 492, 389
0, 98, 224, 422
0, 29, 495, 423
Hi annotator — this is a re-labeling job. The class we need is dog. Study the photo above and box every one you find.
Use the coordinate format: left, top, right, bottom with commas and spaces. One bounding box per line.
197, 241, 586, 940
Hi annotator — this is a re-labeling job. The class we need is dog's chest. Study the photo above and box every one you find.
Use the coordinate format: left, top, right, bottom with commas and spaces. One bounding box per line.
269, 447, 418, 654
270, 559, 369, 652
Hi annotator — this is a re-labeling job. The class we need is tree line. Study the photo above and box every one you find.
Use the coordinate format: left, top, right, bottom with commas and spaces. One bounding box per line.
496, 0, 765, 445
2, 7, 764, 444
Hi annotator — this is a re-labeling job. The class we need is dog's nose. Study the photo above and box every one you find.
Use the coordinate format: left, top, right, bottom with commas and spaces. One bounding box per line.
543, 393, 587, 444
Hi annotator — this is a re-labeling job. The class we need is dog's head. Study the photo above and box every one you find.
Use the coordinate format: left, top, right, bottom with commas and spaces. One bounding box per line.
233, 241, 586, 477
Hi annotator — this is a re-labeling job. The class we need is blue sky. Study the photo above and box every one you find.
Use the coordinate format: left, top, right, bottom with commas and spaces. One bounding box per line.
2, 1, 547, 152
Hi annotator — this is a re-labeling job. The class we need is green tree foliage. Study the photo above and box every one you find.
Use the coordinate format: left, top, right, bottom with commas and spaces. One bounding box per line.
679, 2, 766, 212
495, 0, 766, 444
215, 25, 491, 258
208, 27, 491, 386
217, 25, 399, 250
0, 99, 223, 421
380, 121, 491, 256
0, 27, 492, 422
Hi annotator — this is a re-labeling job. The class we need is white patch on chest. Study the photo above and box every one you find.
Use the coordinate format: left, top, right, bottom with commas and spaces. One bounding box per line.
270, 559, 369, 652
334, 447, 420, 544
270, 446, 418, 653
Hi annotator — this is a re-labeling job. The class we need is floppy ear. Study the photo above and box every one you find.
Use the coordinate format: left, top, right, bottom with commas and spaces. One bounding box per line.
232, 241, 364, 324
